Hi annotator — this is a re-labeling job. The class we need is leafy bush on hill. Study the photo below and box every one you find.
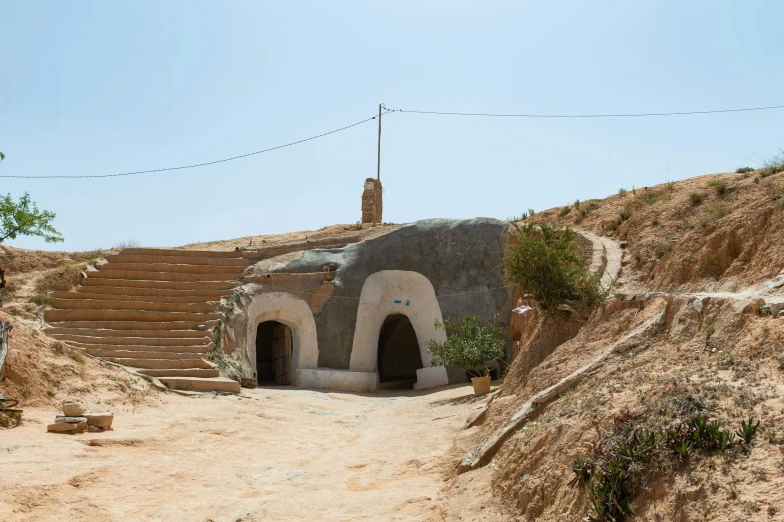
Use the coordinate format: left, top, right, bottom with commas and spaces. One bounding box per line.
504, 222, 604, 314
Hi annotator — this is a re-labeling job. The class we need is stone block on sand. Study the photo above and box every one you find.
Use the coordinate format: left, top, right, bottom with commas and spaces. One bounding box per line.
48, 421, 87, 433
61, 402, 84, 416
84, 413, 114, 429
55, 416, 88, 424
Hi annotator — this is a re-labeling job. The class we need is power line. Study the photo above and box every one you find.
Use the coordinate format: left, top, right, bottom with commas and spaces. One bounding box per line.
0, 111, 392, 180
3, 102, 782, 180
387, 104, 784, 118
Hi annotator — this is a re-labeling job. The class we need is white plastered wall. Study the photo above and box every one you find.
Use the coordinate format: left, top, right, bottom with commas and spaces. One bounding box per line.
349, 270, 449, 389
246, 292, 319, 385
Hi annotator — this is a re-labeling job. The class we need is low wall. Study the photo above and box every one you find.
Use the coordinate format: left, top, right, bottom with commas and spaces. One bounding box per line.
294, 368, 378, 393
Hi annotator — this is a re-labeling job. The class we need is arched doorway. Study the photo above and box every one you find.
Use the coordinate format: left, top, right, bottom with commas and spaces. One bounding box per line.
377, 314, 423, 388
350, 270, 449, 390
255, 321, 292, 385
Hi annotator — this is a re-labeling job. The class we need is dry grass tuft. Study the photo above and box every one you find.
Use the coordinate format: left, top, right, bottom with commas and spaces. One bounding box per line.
34, 264, 83, 294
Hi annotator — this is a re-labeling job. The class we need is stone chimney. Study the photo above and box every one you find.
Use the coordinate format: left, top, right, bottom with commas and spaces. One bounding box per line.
361, 178, 383, 224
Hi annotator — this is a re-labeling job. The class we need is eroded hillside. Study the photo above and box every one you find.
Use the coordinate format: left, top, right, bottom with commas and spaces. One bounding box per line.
444, 168, 784, 522
544, 169, 784, 292
0, 310, 157, 410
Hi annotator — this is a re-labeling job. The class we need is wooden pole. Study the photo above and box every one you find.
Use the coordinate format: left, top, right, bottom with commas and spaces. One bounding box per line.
377, 103, 382, 181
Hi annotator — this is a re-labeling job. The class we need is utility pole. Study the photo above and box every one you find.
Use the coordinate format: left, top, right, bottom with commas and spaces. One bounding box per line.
377, 103, 382, 180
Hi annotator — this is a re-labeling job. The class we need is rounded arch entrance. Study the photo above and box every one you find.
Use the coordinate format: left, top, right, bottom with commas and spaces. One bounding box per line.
246, 292, 319, 385
349, 271, 449, 389
377, 313, 423, 386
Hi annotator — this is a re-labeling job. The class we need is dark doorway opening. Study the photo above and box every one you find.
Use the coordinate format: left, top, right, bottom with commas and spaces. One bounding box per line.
377, 314, 423, 388
255, 321, 292, 385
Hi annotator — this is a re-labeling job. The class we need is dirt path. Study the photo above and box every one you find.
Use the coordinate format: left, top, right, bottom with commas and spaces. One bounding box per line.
0, 384, 486, 522
576, 227, 784, 306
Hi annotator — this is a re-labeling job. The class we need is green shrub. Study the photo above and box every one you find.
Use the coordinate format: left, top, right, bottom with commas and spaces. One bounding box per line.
427, 315, 505, 377
736, 166, 755, 174
504, 222, 604, 314
640, 188, 663, 205
573, 413, 760, 521
568, 457, 593, 488
689, 192, 706, 206
559, 206, 572, 217
619, 208, 632, 222
707, 179, 728, 196
618, 188, 628, 196
737, 416, 760, 444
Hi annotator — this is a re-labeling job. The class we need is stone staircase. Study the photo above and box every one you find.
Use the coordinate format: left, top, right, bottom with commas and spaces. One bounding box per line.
43, 248, 249, 393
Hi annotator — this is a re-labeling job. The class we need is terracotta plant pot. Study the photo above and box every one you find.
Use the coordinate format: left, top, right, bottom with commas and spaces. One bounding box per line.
471, 375, 491, 396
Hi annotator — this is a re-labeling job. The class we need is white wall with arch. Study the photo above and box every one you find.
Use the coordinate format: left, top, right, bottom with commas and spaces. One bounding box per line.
245, 292, 319, 385
349, 270, 448, 389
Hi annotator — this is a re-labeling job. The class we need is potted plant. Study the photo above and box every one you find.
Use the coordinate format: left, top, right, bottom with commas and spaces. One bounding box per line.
427, 314, 506, 396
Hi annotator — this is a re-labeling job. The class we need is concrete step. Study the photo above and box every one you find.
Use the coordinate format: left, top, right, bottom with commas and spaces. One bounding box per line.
52, 291, 228, 303
46, 330, 211, 343
136, 368, 221, 378
45, 331, 213, 349
120, 248, 243, 259
158, 376, 240, 393
97, 262, 247, 275
108, 357, 214, 369
67, 342, 209, 353
44, 309, 222, 323
81, 278, 236, 291
45, 320, 219, 332
87, 270, 240, 282
49, 298, 215, 314
105, 254, 249, 267
80, 347, 207, 359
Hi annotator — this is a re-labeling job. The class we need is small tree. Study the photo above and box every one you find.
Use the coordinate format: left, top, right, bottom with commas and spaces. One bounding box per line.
504, 222, 603, 314
1, 192, 63, 244
427, 315, 506, 377
0, 192, 64, 289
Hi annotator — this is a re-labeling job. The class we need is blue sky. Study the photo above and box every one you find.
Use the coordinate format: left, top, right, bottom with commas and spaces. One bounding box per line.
1, 1, 782, 251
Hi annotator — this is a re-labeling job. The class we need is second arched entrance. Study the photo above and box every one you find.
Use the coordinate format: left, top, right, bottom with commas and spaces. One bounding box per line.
377, 314, 424, 388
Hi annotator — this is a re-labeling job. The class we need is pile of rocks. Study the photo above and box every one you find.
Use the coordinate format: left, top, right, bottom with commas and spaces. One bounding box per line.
748, 297, 784, 318
46, 401, 114, 434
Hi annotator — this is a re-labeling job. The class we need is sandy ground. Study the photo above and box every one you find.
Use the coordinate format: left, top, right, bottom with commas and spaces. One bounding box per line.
0, 383, 489, 522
